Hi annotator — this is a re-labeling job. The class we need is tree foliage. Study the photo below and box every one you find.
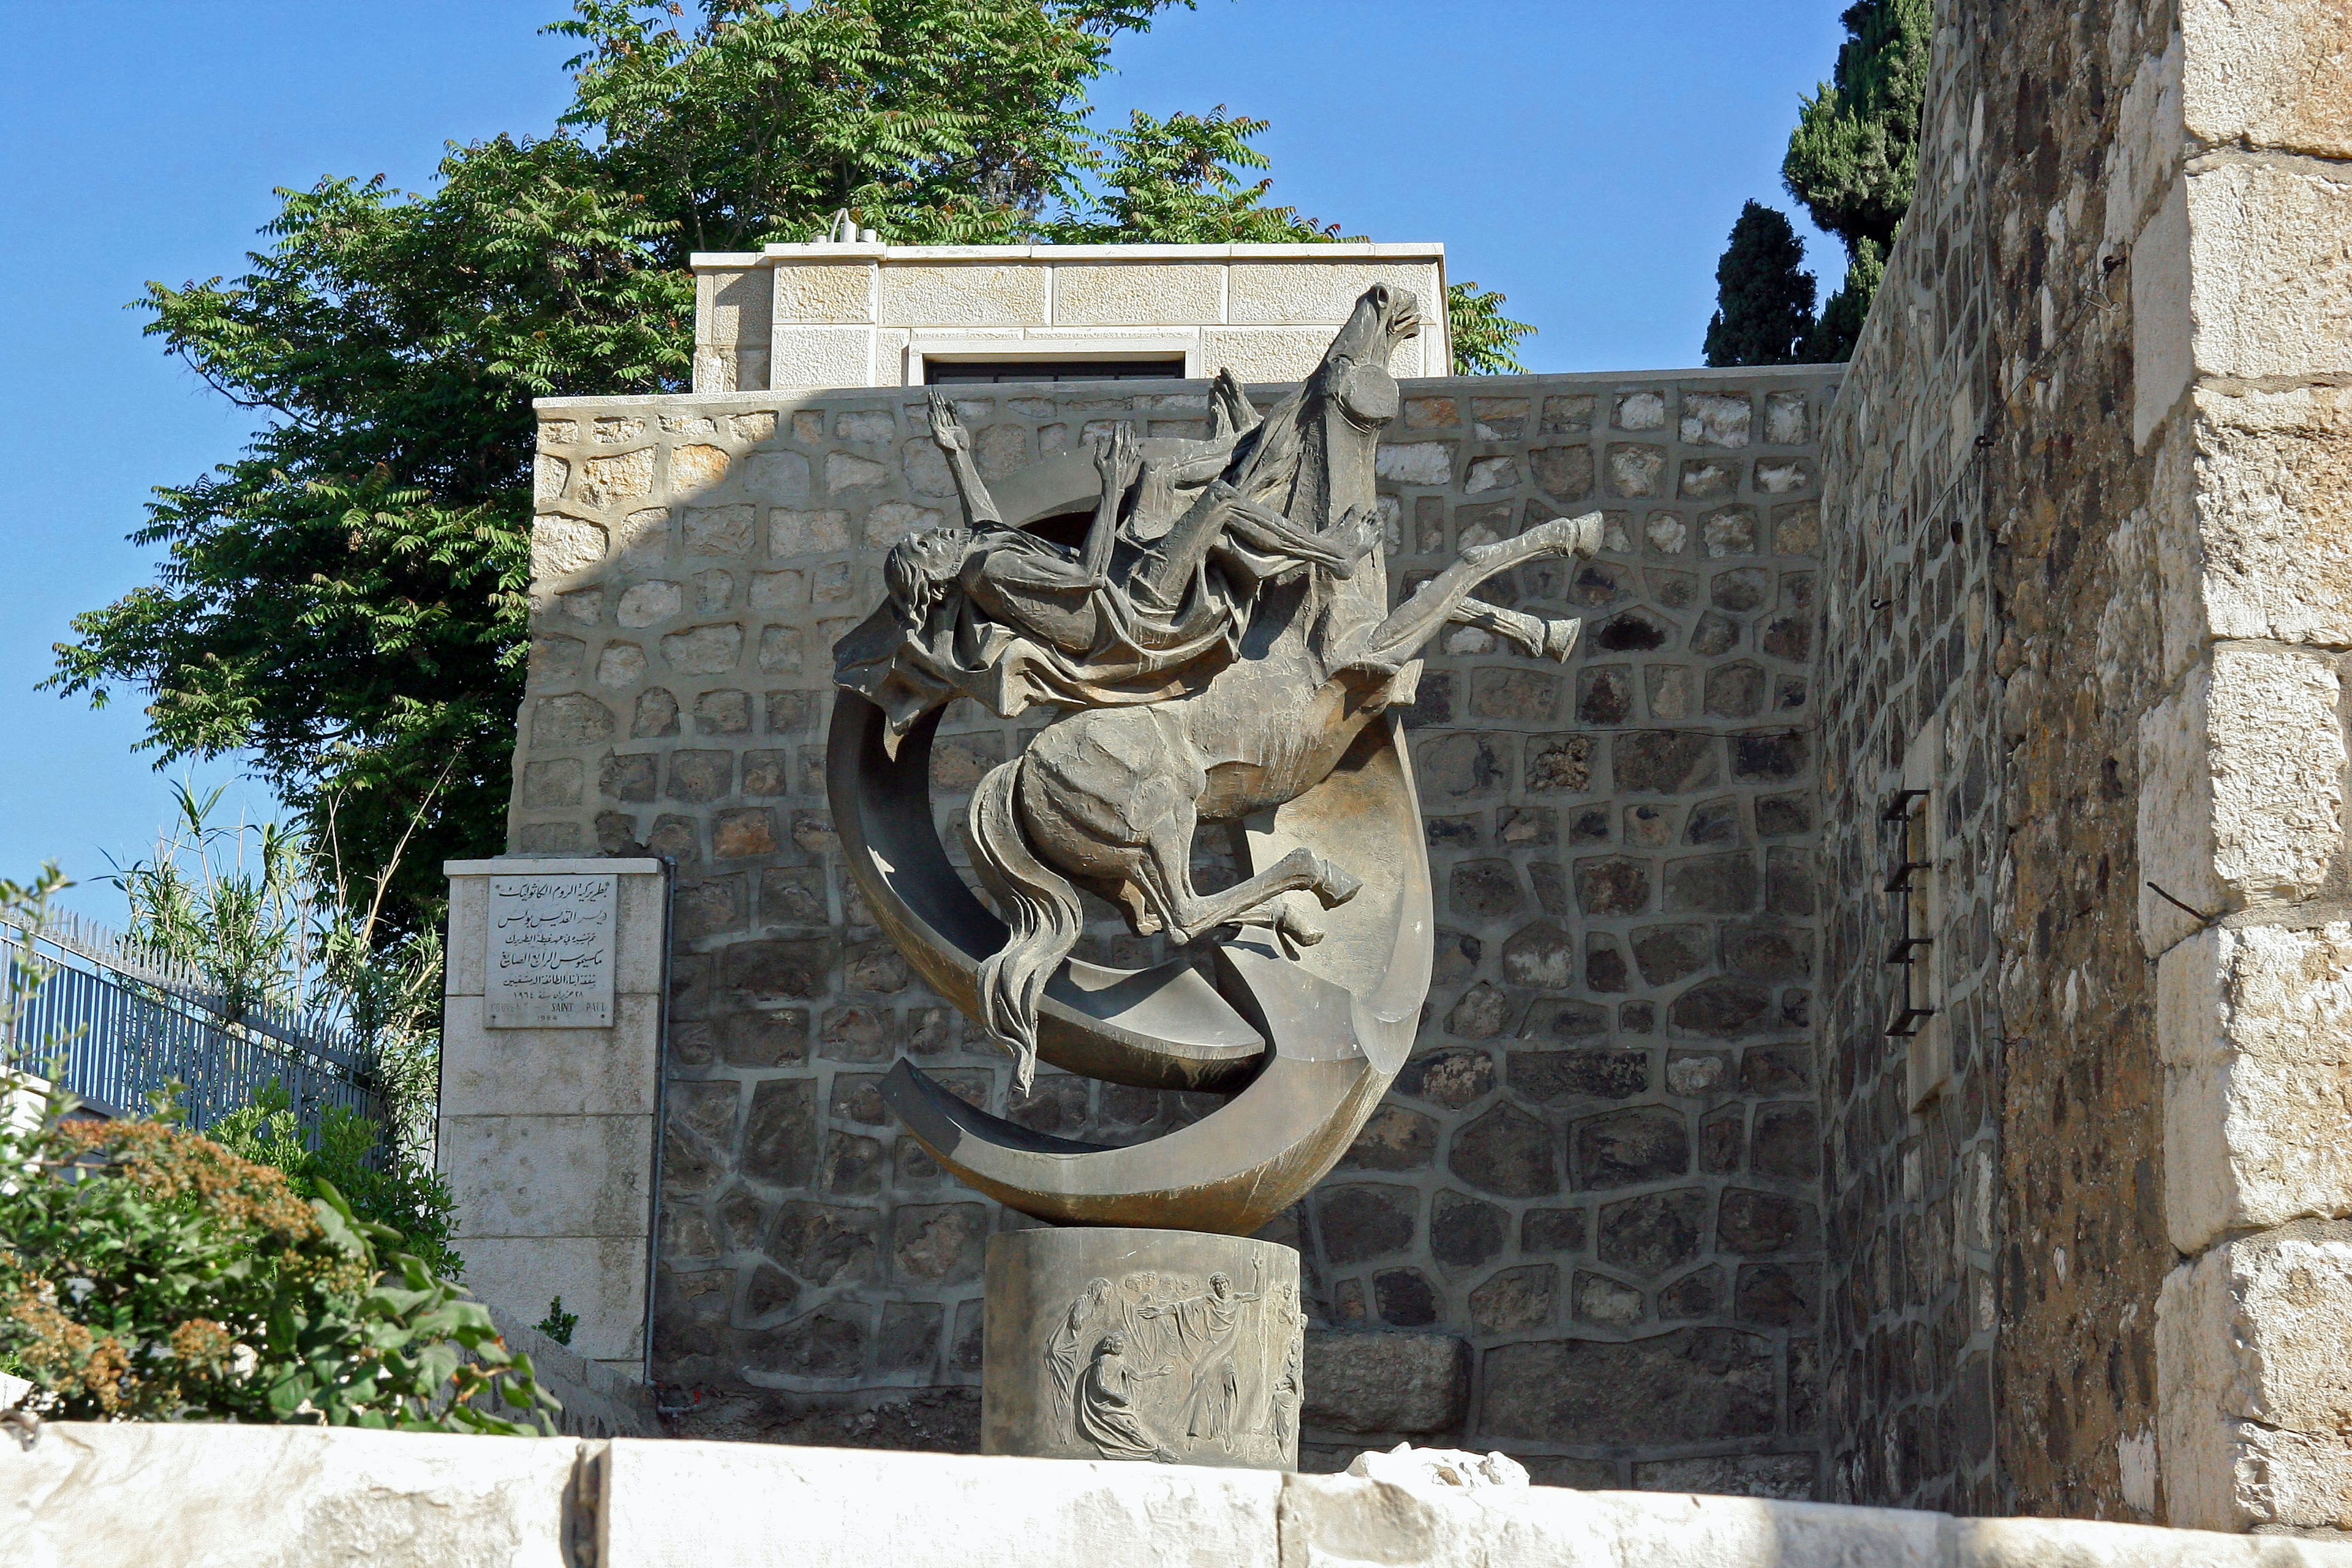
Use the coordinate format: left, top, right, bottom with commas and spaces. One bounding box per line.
56, 1, 1529, 940
1782, 0, 1932, 258
211, 1087, 462, 1281
1704, 0, 1929, 363
1703, 202, 1817, 368
51, 142, 690, 932
551, 0, 1191, 252
1803, 233, 1885, 364
110, 781, 447, 1147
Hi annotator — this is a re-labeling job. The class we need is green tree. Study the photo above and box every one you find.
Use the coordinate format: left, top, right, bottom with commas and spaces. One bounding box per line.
1703, 0, 1929, 362
1784, 0, 1931, 356
51, 141, 689, 933
1703, 202, 1817, 368
56, 2, 1528, 942
1782, 0, 1931, 260
1444, 282, 1534, 375
1803, 234, 1885, 363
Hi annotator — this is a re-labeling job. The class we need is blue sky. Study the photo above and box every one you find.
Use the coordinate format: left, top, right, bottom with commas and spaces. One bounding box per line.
0, 0, 1847, 924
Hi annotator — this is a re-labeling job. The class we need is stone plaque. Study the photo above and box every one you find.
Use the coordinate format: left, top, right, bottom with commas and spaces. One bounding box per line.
486, 873, 617, 1028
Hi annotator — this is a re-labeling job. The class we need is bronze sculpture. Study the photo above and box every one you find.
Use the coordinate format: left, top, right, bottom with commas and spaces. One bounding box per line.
827, 284, 1599, 1238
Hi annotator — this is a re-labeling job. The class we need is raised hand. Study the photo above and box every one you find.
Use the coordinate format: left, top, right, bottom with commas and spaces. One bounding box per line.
927, 391, 970, 453
1094, 422, 1142, 491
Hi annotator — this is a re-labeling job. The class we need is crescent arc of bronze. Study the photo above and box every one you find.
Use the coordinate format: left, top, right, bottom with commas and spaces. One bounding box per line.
827, 442, 1433, 1238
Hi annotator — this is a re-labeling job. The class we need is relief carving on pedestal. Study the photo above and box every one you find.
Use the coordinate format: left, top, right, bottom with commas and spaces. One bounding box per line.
1041, 1262, 1306, 1466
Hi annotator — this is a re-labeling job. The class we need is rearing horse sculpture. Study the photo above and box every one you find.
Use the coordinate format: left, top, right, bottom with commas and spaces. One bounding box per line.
944, 287, 1598, 1085
829, 283, 1597, 1231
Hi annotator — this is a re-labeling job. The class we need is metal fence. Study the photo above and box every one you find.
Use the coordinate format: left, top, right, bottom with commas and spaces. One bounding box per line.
1, 911, 385, 1132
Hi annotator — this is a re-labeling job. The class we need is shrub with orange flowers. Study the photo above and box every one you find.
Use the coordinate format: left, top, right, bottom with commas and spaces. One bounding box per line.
0, 1096, 556, 1432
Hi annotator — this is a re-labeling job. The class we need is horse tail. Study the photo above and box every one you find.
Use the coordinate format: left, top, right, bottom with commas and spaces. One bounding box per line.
966, 755, 1084, 1095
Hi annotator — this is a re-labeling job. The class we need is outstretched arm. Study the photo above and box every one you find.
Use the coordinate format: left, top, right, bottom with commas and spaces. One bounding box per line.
1083, 424, 1142, 584
928, 391, 1003, 528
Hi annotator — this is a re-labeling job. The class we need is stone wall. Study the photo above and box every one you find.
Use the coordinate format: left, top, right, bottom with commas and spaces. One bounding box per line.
21, 1422, 2350, 1568
1816, 0, 2176, 1521
1811, 6, 2014, 1518
508, 361, 1838, 1488
1817, 0, 2352, 1532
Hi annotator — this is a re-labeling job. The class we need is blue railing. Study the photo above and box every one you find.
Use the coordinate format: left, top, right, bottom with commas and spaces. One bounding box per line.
1, 916, 384, 1132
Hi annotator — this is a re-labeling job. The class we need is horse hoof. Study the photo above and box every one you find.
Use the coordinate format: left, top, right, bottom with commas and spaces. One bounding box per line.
1314, 858, 1363, 906
1542, 618, 1582, 662
1275, 903, 1326, 958
1532, 512, 1603, 559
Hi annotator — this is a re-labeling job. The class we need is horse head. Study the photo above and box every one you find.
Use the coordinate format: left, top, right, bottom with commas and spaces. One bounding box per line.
1314, 282, 1419, 437
1288, 283, 1419, 657
1229, 283, 1419, 532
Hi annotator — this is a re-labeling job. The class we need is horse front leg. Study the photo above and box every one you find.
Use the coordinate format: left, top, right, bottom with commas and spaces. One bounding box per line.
1452, 595, 1583, 662
1343, 511, 1602, 671
1123, 798, 1361, 948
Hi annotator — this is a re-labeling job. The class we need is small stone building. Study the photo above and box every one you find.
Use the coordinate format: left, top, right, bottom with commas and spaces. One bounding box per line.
453, 0, 2352, 1533
690, 240, 1450, 392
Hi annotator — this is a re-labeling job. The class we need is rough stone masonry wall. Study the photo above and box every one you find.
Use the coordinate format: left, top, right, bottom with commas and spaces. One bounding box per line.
1820, 0, 2352, 1532
1812, 1, 2010, 1516
510, 361, 1838, 1489
1817, 0, 2180, 1523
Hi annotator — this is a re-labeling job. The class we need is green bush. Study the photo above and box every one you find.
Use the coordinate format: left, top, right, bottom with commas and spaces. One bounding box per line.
0, 1095, 554, 1432
209, 1083, 463, 1282
533, 1297, 579, 1348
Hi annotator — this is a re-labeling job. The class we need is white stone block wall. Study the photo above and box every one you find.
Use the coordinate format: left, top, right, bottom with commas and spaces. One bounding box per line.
689, 243, 1453, 391
440, 856, 671, 1379
2130, 0, 2352, 1536
11, 1422, 2352, 1568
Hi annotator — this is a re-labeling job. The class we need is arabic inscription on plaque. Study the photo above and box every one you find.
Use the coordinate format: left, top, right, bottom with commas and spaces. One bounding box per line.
486, 873, 617, 1028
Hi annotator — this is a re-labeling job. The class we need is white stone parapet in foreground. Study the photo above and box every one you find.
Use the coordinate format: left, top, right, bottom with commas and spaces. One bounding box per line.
9, 1426, 2352, 1568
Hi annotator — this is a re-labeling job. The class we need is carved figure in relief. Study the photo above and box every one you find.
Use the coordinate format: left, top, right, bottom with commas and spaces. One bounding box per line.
1270, 1333, 1303, 1457
1041, 1265, 1297, 1461
1136, 1265, 1264, 1447
1074, 1332, 1176, 1463
1043, 1275, 1115, 1433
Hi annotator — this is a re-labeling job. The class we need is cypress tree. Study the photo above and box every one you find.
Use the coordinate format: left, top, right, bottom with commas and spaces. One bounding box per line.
1703, 0, 1930, 362
1802, 235, 1885, 363
1781, 0, 1931, 356
1704, 201, 1818, 368
1783, 0, 1932, 258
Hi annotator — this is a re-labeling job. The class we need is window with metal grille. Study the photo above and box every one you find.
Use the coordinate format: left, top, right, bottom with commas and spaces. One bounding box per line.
921, 356, 1185, 384
1885, 710, 1948, 1110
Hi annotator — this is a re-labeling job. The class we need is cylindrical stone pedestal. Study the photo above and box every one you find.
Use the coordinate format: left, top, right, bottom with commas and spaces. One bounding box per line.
982, 1227, 1302, 1470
